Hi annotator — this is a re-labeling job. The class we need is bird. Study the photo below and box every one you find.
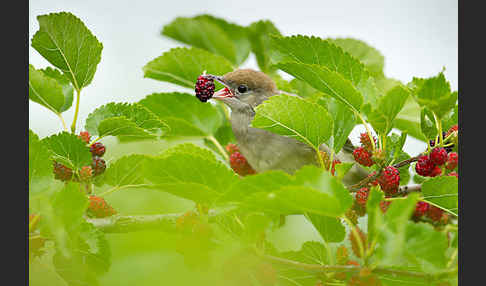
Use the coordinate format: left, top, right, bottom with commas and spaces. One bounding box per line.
207, 69, 368, 185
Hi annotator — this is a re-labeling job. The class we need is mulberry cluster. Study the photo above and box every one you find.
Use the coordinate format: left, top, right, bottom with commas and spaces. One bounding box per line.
52, 131, 107, 182
195, 75, 215, 102
353, 133, 381, 167
415, 149, 458, 177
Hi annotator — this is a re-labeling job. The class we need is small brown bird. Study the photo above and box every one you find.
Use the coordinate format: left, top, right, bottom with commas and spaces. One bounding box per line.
208, 69, 367, 184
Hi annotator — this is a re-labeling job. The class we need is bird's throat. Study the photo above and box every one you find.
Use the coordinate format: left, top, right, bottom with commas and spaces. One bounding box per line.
230, 105, 255, 142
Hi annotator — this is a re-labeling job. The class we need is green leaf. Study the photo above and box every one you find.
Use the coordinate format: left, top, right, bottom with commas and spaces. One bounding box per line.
270, 35, 378, 107
224, 166, 352, 217
442, 104, 458, 131
280, 241, 329, 265
53, 222, 111, 286
252, 94, 333, 149
320, 97, 357, 152
368, 85, 409, 135
247, 20, 282, 73
410, 72, 457, 119
143, 47, 234, 88
160, 143, 219, 162
41, 67, 74, 112
394, 96, 427, 141
276, 62, 363, 112
31, 12, 103, 91
29, 130, 54, 194
39, 182, 88, 258
43, 132, 92, 170
420, 107, 438, 140
306, 213, 346, 242
289, 78, 323, 101
102, 154, 149, 188
85, 102, 168, 140
143, 145, 238, 203
404, 222, 448, 269
330, 38, 385, 77
421, 176, 458, 216
29, 65, 66, 114
139, 92, 223, 137
162, 15, 250, 65
334, 162, 355, 181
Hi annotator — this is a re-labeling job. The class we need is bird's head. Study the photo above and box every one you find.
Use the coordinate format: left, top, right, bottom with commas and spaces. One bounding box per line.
207, 69, 278, 110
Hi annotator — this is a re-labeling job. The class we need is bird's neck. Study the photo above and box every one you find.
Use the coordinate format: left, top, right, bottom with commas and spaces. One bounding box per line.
230, 105, 255, 141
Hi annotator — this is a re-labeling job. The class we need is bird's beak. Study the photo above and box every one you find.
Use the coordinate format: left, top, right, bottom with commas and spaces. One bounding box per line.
205, 74, 235, 100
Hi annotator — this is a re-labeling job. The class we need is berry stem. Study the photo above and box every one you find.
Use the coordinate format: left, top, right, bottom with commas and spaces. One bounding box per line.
70, 89, 81, 134
433, 112, 443, 147
207, 135, 229, 161
57, 113, 68, 132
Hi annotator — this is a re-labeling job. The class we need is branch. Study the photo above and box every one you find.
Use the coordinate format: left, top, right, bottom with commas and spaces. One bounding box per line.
86, 211, 220, 233
348, 155, 421, 191
262, 254, 457, 281
397, 184, 422, 195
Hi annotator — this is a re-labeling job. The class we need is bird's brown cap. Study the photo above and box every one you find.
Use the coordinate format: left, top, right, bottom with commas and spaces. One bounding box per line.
222, 69, 277, 94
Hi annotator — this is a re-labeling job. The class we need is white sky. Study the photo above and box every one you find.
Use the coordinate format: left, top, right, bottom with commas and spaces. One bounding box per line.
29, 0, 457, 155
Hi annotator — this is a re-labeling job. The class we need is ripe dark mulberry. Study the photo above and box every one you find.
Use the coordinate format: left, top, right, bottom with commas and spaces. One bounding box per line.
53, 161, 73, 181
426, 205, 444, 221
353, 147, 374, 167
195, 75, 215, 102
230, 152, 256, 176
415, 155, 435, 176
413, 201, 430, 218
429, 165, 442, 177
91, 156, 106, 176
87, 196, 117, 218
446, 152, 458, 170
359, 132, 376, 152
430, 147, 448, 165
377, 166, 400, 194
90, 142, 106, 157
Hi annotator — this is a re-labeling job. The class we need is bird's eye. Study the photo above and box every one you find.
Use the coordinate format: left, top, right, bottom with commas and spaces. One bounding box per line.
237, 85, 248, 93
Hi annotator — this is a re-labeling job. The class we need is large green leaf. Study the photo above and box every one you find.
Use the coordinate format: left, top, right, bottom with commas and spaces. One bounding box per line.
320, 97, 357, 153
394, 96, 427, 141
247, 20, 282, 73
236, 166, 352, 216
143, 47, 234, 88
410, 72, 457, 119
43, 132, 92, 170
143, 145, 239, 203
270, 35, 378, 107
31, 12, 103, 91
139, 92, 223, 137
404, 222, 448, 269
162, 15, 250, 65
306, 213, 346, 243
330, 38, 385, 77
29, 65, 66, 114
421, 176, 458, 216
84, 102, 168, 140
29, 130, 54, 193
276, 62, 363, 112
252, 94, 333, 149
368, 85, 409, 135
